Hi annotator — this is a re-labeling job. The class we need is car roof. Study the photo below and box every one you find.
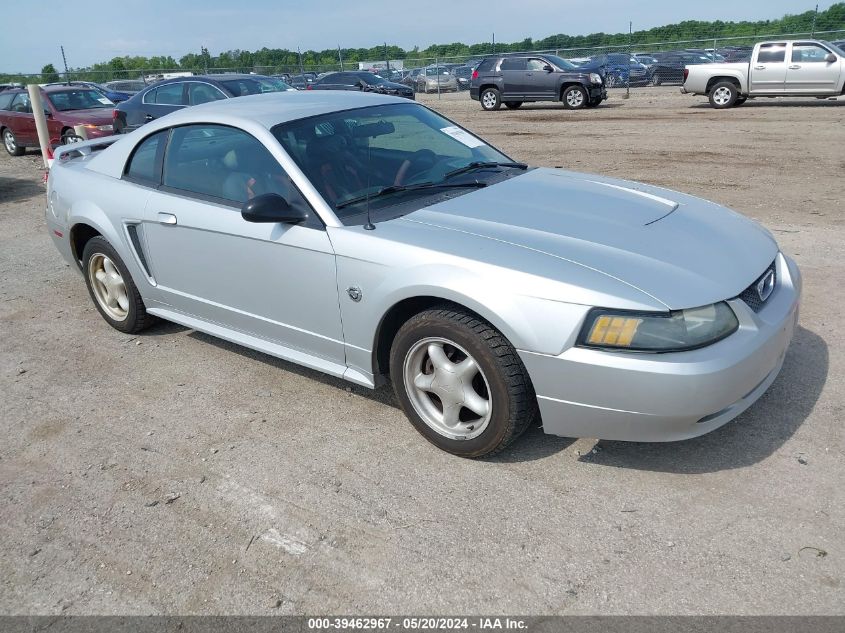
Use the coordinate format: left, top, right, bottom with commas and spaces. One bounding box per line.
145, 90, 408, 129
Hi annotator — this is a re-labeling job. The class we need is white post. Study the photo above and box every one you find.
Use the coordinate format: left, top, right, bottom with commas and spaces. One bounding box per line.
27, 85, 52, 168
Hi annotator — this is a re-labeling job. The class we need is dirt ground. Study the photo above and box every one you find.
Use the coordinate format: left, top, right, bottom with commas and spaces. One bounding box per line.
1, 87, 843, 615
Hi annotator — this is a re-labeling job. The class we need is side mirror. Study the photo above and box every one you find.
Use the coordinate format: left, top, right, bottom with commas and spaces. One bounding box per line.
825, 53, 837, 63
543, 64, 554, 72
241, 193, 308, 224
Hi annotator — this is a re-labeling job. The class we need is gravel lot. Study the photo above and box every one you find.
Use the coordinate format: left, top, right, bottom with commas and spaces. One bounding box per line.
1, 87, 843, 615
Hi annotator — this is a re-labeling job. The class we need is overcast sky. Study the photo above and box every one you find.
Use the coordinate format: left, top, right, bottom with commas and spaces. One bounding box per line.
0, 0, 836, 72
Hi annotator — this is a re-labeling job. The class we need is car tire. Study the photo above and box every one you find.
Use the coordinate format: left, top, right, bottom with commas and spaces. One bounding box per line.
2, 128, 25, 156
651, 73, 662, 86
61, 130, 84, 145
82, 236, 156, 334
390, 306, 537, 458
504, 101, 523, 109
480, 87, 501, 111
709, 81, 739, 109
562, 85, 588, 109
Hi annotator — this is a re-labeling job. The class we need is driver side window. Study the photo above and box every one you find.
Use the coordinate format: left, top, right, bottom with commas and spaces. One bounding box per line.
527, 59, 547, 71
162, 124, 298, 206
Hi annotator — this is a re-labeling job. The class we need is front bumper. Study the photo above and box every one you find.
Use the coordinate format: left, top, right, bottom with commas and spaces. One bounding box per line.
520, 253, 801, 442
589, 85, 607, 100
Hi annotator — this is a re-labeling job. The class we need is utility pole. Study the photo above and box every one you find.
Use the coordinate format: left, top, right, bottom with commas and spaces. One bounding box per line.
811, 4, 819, 37
338, 45, 344, 71
625, 22, 632, 99
384, 42, 389, 75
492, 32, 496, 54
60, 45, 70, 84
298, 46, 304, 76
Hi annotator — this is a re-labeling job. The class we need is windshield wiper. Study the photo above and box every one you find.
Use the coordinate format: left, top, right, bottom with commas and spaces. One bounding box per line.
444, 161, 528, 180
335, 181, 487, 209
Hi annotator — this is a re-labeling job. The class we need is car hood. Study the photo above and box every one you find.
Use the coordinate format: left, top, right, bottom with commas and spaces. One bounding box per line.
403, 168, 778, 310
56, 108, 114, 124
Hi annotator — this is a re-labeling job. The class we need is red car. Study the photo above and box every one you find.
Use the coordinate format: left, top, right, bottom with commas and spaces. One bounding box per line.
0, 84, 115, 156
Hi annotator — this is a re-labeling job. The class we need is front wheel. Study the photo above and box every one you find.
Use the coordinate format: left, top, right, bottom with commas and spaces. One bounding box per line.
562, 85, 588, 109
61, 131, 84, 145
82, 237, 156, 334
480, 87, 501, 111
504, 101, 523, 109
390, 307, 536, 458
709, 81, 739, 109
651, 73, 662, 86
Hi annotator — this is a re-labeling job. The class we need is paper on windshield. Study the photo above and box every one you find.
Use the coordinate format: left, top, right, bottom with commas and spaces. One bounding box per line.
97, 97, 113, 105
440, 126, 484, 148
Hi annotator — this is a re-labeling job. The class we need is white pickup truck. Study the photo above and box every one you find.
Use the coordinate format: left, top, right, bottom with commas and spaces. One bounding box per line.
682, 40, 845, 108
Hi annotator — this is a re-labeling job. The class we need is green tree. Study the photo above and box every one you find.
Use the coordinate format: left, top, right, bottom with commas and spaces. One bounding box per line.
41, 63, 60, 83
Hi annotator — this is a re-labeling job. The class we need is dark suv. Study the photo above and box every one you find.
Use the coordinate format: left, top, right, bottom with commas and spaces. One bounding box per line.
470, 54, 606, 110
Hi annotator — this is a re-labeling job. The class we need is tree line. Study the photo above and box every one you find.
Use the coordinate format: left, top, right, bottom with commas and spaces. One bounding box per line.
6, 3, 845, 84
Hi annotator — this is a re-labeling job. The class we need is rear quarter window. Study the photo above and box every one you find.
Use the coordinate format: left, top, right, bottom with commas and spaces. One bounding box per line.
0, 93, 14, 110
124, 130, 168, 185
476, 59, 496, 73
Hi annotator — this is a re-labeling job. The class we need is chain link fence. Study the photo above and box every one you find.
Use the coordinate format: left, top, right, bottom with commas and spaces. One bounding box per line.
3, 28, 844, 94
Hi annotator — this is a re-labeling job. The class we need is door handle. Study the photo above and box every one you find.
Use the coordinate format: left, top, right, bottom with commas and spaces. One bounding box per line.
145, 114, 154, 121
754, 65, 766, 70
788, 65, 801, 69
157, 212, 177, 225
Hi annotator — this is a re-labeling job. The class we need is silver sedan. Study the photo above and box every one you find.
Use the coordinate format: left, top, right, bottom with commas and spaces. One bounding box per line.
46, 92, 800, 457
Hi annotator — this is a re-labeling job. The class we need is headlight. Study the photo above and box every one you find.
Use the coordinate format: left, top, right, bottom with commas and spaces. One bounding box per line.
579, 302, 738, 352
590, 73, 603, 84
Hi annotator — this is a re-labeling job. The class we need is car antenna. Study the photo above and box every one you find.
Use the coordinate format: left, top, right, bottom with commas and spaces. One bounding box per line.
363, 136, 376, 230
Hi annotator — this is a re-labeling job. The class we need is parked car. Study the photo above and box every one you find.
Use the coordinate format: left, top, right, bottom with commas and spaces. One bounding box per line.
649, 51, 713, 85
452, 65, 473, 90
582, 53, 650, 87
1, 83, 23, 93
46, 91, 800, 457
470, 54, 606, 110
684, 40, 845, 108
0, 85, 114, 155
310, 71, 414, 99
401, 68, 423, 88
104, 79, 147, 95
414, 67, 458, 93
633, 54, 659, 68
288, 74, 315, 90
45, 81, 133, 103
113, 74, 292, 133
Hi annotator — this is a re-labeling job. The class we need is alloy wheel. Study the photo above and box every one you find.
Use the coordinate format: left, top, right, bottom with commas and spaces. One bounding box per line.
88, 253, 130, 321
482, 91, 497, 109
566, 89, 585, 107
712, 86, 733, 106
3, 130, 15, 153
403, 337, 492, 440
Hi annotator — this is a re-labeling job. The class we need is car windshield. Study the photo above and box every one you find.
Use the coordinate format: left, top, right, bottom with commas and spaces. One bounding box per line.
272, 103, 514, 218
425, 67, 449, 76
220, 77, 291, 95
542, 54, 577, 70
47, 89, 114, 111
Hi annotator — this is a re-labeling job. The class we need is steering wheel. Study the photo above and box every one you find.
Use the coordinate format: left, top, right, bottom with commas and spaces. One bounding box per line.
394, 149, 438, 186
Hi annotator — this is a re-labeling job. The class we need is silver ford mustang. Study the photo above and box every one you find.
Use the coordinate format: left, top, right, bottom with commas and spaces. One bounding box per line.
46, 91, 801, 457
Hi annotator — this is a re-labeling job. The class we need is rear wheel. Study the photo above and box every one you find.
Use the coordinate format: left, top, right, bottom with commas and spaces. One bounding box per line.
562, 85, 588, 109
504, 101, 523, 109
480, 87, 501, 111
82, 236, 156, 334
3, 128, 25, 156
709, 81, 739, 109
390, 307, 536, 458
